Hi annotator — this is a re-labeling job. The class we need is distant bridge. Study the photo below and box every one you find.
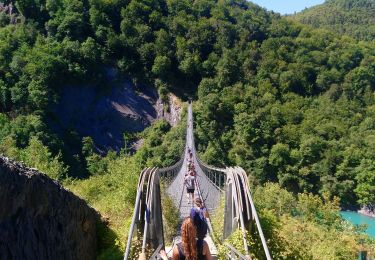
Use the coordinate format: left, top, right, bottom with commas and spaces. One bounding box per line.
124, 103, 271, 260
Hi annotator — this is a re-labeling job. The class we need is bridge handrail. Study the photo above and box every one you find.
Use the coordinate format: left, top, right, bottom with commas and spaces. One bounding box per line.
196, 157, 226, 192
158, 151, 185, 185
237, 167, 271, 260
190, 104, 270, 259
142, 168, 161, 252
158, 156, 184, 173
226, 168, 250, 256
124, 167, 165, 260
225, 243, 250, 260
149, 243, 163, 259
189, 106, 227, 191
124, 156, 184, 259
124, 168, 152, 259
124, 105, 188, 260
196, 156, 226, 173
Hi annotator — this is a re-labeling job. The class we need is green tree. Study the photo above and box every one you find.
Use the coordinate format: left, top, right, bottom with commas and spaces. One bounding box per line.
0, 80, 9, 110
355, 159, 375, 208
269, 143, 291, 168
23, 137, 68, 180
82, 136, 95, 157
152, 55, 171, 78
27, 79, 49, 109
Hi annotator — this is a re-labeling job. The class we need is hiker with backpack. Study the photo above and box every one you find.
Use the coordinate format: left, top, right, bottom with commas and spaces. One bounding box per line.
190, 198, 209, 240
184, 171, 196, 204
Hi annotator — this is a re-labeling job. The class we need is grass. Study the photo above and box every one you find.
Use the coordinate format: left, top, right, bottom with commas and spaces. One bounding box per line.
65, 155, 140, 259
210, 196, 226, 243
161, 184, 180, 244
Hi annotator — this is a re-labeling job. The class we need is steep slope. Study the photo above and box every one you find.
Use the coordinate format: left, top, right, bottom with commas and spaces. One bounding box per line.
52, 80, 158, 153
291, 0, 375, 41
0, 156, 99, 259
52, 76, 182, 154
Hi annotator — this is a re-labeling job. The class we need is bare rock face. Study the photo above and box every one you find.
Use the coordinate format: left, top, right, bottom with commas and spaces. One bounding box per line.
53, 80, 159, 153
156, 94, 182, 127
0, 156, 99, 260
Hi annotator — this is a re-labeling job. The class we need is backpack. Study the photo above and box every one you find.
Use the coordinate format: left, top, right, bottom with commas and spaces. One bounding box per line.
190, 177, 195, 188
190, 207, 208, 239
185, 176, 195, 189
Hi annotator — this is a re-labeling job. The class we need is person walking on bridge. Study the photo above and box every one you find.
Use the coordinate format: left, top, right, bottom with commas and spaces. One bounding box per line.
190, 198, 208, 240
159, 217, 212, 260
185, 171, 196, 204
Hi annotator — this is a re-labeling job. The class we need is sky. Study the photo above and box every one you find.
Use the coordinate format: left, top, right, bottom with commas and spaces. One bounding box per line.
249, 0, 326, 15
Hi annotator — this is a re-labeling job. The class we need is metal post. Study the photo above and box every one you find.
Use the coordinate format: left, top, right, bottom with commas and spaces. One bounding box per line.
124, 190, 142, 260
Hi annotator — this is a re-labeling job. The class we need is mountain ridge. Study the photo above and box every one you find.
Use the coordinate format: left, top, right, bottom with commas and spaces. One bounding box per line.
291, 0, 375, 41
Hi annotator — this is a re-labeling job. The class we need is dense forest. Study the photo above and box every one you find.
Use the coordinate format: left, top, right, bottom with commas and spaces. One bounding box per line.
291, 0, 375, 41
0, 0, 374, 258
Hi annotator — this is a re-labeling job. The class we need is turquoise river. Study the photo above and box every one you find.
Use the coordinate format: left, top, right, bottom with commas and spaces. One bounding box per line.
340, 211, 375, 237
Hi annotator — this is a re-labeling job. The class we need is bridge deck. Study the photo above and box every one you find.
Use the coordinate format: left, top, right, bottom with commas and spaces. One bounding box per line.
165, 106, 218, 258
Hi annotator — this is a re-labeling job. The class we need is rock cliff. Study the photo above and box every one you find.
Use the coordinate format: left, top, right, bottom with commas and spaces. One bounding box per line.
0, 156, 99, 260
155, 93, 182, 127
52, 77, 182, 153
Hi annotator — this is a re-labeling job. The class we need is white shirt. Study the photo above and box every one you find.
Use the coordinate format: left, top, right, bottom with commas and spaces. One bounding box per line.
185, 175, 195, 189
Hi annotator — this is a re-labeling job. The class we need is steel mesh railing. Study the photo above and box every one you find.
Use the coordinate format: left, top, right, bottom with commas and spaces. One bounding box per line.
124, 158, 186, 260
124, 106, 187, 260
190, 105, 271, 260
124, 168, 155, 260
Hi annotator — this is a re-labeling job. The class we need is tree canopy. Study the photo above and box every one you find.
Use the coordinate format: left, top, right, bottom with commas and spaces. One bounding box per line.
291, 0, 375, 41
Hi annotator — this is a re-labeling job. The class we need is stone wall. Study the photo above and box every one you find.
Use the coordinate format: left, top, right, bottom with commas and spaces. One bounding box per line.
0, 156, 99, 260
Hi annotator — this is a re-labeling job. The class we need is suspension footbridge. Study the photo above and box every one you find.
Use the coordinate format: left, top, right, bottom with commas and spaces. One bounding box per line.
124, 103, 271, 260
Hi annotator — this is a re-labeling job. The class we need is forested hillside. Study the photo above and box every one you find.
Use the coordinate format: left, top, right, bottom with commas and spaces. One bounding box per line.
0, 0, 374, 257
291, 0, 375, 41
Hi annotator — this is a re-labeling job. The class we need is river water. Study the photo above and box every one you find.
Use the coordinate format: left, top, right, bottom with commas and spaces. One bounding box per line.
340, 211, 375, 237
